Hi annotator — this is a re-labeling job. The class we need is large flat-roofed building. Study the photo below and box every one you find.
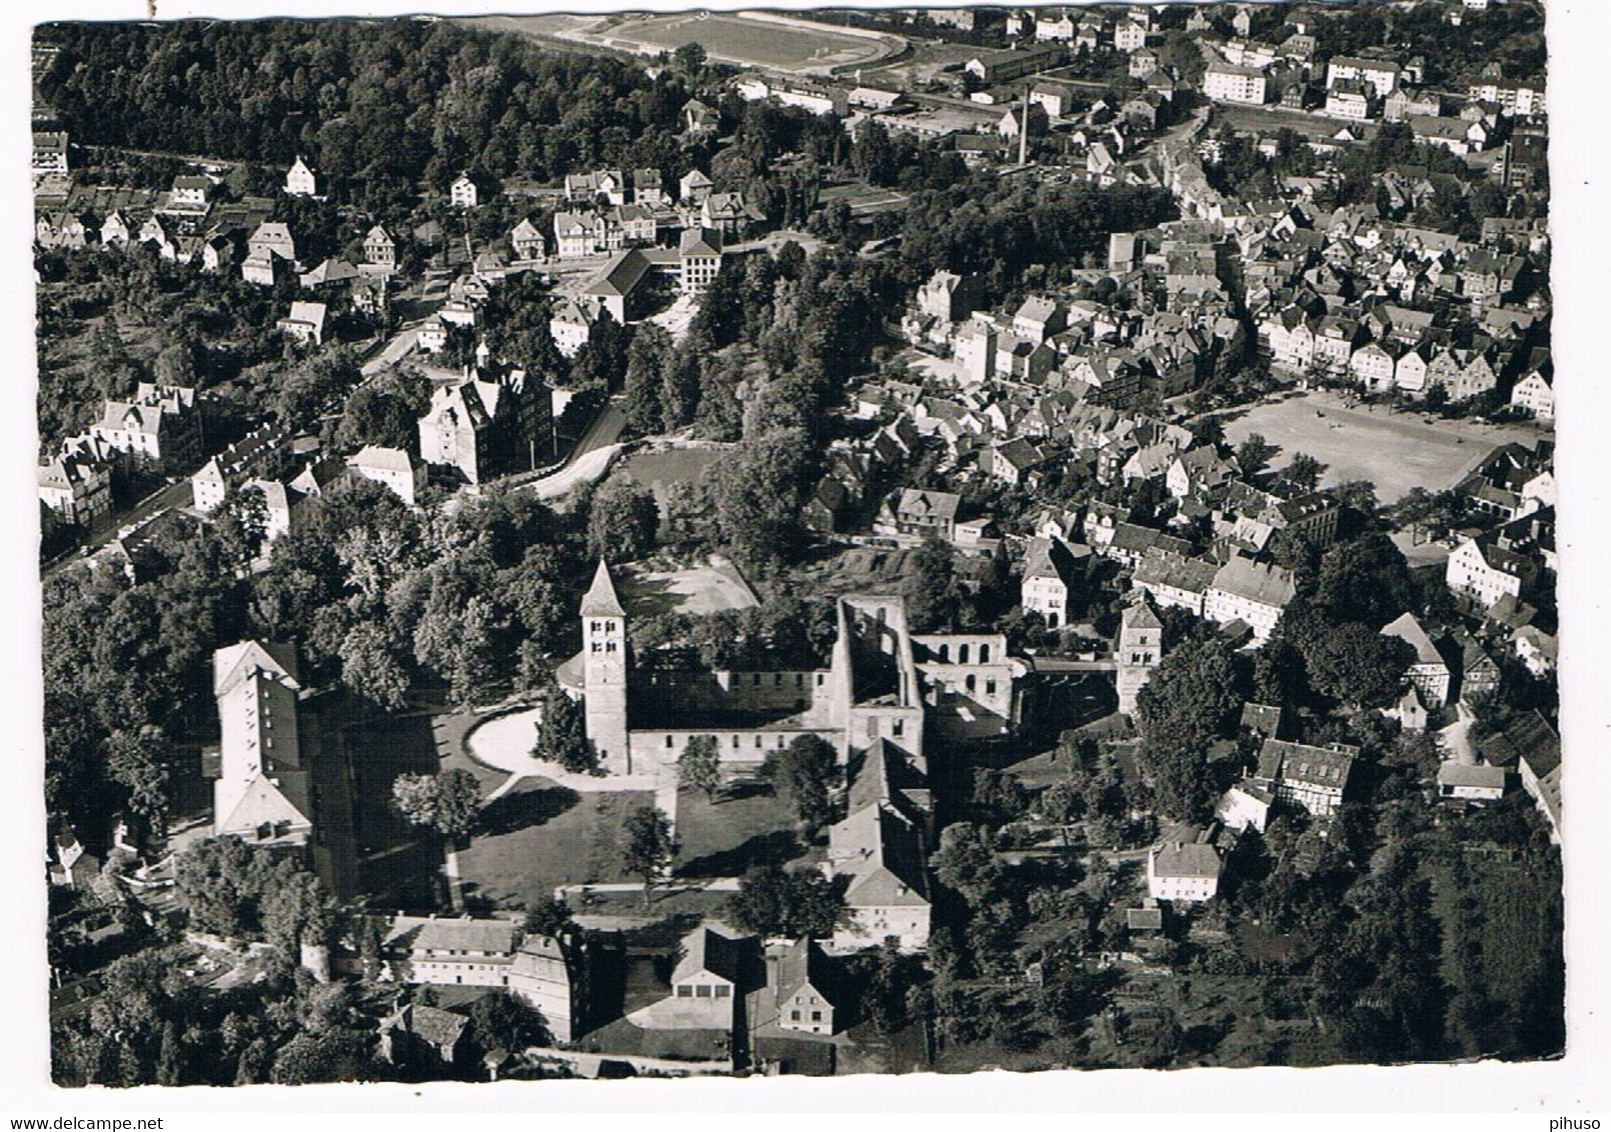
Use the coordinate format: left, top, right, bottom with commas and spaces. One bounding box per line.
1203, 62, 1268, 105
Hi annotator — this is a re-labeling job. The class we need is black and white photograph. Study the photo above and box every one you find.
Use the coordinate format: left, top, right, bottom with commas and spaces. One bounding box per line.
14, 0, 1605, 1115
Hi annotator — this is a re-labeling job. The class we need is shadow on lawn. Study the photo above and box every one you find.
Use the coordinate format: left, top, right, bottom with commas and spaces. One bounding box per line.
677, 828, 803, 878
618, 574, 684, 618
475, 784, 582, 836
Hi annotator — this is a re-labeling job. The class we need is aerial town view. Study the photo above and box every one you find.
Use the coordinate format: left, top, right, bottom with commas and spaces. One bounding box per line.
33, 0, 1561, 1090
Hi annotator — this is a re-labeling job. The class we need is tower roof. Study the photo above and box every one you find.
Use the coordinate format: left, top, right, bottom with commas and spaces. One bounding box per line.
1122, 592, 1162, 631
580, 560, 625, 617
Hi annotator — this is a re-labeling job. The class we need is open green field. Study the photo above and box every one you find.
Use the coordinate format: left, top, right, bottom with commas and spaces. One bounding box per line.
1219, 390, 1544, 503
673, 784, 812, 878
457, 783, 653, 912
615, 445, 726, 513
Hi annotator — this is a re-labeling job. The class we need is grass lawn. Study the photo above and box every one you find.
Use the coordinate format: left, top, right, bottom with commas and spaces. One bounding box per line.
617, 559, 758, 618
673, 785, 813, 878
1219, 390, 1545, 502
615, 446, 726, 511
457, 784, 653, 912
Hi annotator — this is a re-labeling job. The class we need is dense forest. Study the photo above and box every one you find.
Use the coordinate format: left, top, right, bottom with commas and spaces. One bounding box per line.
38, 20, 694, 203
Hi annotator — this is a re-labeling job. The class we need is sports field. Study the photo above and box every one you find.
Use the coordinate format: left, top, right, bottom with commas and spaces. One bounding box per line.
1220, 390, 1544, 502
588, 12, 899, 74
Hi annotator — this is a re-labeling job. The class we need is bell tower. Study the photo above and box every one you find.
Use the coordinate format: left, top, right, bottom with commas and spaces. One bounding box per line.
580, 560, 631, 774
1116, 593, 1163, 717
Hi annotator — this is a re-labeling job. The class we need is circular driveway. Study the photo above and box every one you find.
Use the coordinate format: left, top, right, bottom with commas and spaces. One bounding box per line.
465, 707, 545, 774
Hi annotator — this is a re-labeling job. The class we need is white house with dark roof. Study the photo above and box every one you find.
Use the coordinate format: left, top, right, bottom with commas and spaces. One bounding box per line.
1446, 536, 1531, 607
1147, 824, 1223, 902
1021, 536, 1077, 629
510, 217, 545, 261
1204, 555, 1296, 643
770, 937, 839, 1035
37, 448, 113, 528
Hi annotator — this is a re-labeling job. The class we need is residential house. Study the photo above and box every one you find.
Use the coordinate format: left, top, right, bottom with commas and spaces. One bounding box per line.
284, 156, 319, 197
1407, 114, 1487, 156
100, 211, 131, 248
1380, 611, 1452, 706
247, 221, 297, 264
953, 318, 997, 383
1446, 535, 1533, 608
987, 437, 1046, 486
1254, 738, 1357, 817
347, 445, 426, 507
277, 300, 327, 347
1013, 296, 1065, 344
89, 383, 203, 475
1133, 555, 1217, 617
168, 174, 213, 212
1509, 368, 1554, 422
825, 800, 931, 951
33, 130, 69, 181
679, 169, 714, 204
1216, 783, 1273, 834
1512, 624, 1557, 678
1146, 824, 1222, 902
917, 270, 984, 324
883, 488, 962, 542
700, 191, 762, 239
1203, 63, 1268, 105
510, 217, 545, 261
363, 226, 396, 272
565, 169, 629, 206
378, 1004, 469, 1071
1021, 536, 1077, 629
1325, 55, 1401, 97
37, 448, 114, 528
450, 172, 481, 209
1204, 555, 1296, 643
548, 297, 598, 358
191, 421, 294, 513
771, 938, 840, 1036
